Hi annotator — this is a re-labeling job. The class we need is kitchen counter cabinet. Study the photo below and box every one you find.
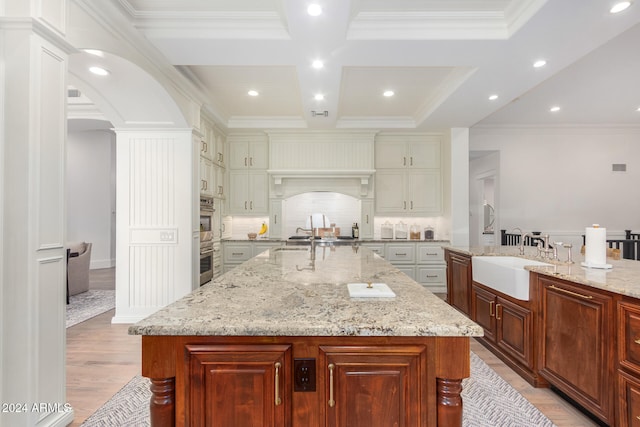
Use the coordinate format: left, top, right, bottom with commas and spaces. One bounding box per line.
445, 250, 471, 316
537, 273, 615, 425
131, 246, 482, 427
617, 298, 640, 426
471, 282, 541, 386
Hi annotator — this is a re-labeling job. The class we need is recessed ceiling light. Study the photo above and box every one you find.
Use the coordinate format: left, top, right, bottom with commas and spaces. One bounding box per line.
83, 49, 104, 57
636, 106, 640, 111
383, 90, 395, 97
488, 94, 498, 101
610, 1, 631, 13
549, 106, 561, 112
533, 60, 547, 68
312, 60, 324, 69
314, 93, 324, 101
307, 4, 322, 16
89, 66, 109, 76
248, 90, 259, 96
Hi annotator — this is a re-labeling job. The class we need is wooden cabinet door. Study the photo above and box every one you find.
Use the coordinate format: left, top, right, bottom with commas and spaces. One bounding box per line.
618, 300, 640, 376
471, 284, 496, 342
447, 253, 471, 316
320, 345, 426, 427
496, 296, 532, 367
539, 276, 614, 424
184, 344, 291, 427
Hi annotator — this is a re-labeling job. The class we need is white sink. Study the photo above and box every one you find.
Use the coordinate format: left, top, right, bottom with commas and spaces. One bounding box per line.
471, 256, 552, 301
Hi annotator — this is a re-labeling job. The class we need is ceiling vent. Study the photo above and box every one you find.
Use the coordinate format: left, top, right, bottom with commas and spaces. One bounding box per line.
311, 110, 328, 117
612, 163, 627, 172
67, 89, 82, 98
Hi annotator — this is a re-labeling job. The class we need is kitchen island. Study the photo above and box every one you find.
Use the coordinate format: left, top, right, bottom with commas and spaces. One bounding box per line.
130, 244, 482, 427
443, 245, 640, 426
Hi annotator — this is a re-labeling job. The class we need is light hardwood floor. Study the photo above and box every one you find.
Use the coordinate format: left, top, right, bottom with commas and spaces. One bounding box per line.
65, 269, 599, 426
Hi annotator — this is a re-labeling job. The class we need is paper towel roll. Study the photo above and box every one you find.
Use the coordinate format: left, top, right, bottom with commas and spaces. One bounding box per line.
584, 225, 607, 266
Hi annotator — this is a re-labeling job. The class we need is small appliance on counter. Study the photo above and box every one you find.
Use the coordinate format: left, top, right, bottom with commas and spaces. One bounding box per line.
381, 221, 394, 239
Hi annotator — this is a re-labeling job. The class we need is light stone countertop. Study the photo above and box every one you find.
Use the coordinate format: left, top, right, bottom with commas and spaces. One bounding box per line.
129, 245, 482, 337
444, 245, 640, 299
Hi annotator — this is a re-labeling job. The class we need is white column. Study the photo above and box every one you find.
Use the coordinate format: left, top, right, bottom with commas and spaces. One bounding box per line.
1, 3, 75, 426
112, 129, 197, 324
449, 128, 470, 246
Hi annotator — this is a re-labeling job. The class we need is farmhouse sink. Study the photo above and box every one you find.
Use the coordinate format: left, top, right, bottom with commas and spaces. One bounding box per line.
471, 256, 552, 301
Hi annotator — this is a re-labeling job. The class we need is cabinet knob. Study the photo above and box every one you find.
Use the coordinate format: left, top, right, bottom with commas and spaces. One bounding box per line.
634, 339, 640, 345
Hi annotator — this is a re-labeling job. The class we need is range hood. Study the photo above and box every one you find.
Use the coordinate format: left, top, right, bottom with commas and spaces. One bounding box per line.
267, 131, 377, 198
268, 169, 375, 198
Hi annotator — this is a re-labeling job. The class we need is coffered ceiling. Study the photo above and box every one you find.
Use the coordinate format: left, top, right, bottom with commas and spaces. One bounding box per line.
72, 0, 640, 130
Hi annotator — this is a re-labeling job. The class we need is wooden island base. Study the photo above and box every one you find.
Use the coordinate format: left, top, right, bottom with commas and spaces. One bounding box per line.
142, 334, 470, 427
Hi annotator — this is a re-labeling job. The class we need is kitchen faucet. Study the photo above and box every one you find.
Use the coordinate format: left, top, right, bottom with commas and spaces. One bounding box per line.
519, 232, 551, 257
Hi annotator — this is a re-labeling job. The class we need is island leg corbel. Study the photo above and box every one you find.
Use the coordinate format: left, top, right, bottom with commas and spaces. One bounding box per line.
142, 336, 177, 427
150, 377, 175, 427
436, 377, 463, 427
435, 337, 470, 427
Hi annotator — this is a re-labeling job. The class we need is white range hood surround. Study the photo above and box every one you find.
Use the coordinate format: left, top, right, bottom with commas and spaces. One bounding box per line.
269, 169, 375, 198
267, 131, 377, 198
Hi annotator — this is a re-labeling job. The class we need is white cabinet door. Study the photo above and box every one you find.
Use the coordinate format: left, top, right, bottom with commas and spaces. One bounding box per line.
214, 164, 225, 199
248, 171, 268, 213
200, 157, 214, 197
228, 170, 268, 214
407, 139, 440, 169
229, 140, 268, 169
269, 199, 283, 239
360, 200, 374, 239
229, 170, 249, 212
407, 170, 441, 214
375, 170, 406, 213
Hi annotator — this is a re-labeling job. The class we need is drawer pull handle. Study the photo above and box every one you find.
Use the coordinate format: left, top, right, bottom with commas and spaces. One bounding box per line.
395, 253, 407, 256
328, 363, 335, 407
634, 339, 640, 345
425, 252, 438, 256
489, 301, 495, 317
232, 252, 244, 256
274, 362, 282, 406
426, 274, 438, 278
548, 285, 593, 300
496, 303, 502, 320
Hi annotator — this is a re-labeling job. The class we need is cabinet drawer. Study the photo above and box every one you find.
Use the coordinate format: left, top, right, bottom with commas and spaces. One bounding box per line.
386, 244, 415, 263
416, 244, 444, 263
618, 370, 640, 427
416, 266, 445, 284
619, 300, 640, 375
223, 243, 253, 263
361, 243, 385, 258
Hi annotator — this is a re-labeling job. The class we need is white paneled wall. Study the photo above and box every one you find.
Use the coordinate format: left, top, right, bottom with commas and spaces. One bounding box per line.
113, 130, 194, 323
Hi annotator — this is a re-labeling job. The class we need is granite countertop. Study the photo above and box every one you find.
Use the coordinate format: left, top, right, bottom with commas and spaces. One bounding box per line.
130, 245, 482, 337
444, 245, 640, 299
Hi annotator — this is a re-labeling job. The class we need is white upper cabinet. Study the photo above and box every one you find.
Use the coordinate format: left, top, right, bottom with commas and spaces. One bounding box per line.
374, 134, 443, 215
375, 135, 440, 169
229, 137, 268, 170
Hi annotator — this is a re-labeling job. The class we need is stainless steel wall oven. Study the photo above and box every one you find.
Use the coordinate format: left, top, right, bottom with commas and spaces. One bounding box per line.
199, 196, 214, 285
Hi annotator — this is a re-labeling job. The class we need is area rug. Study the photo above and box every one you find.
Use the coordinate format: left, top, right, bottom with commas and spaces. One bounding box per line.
66, 290, 115, 328
80, 351, 556, 427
